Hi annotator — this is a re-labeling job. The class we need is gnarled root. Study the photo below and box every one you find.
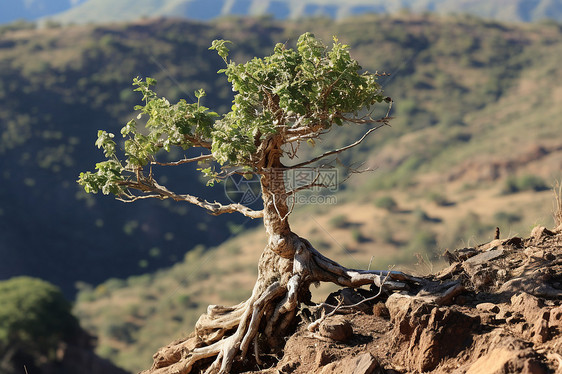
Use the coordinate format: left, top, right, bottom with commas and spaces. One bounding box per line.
143, 238, 424, 374
296, 238, 425, 289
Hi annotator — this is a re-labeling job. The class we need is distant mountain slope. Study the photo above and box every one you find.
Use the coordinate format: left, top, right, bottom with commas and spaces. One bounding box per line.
1, 12, 561, 300
0, 18, 273, 296
67, 13, 562, 368
0, 0, 85, 24
43, 0, 562, 25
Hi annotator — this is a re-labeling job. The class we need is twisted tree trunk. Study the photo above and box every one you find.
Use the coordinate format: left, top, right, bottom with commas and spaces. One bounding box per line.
142, 146, 422, 374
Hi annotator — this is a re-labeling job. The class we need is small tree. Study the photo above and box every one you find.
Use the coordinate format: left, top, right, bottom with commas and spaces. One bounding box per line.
79, 33, 419, 373
0, 277, 79, 372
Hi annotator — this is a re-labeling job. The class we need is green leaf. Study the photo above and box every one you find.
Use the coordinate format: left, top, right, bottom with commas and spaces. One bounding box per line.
209, 39, 232, 63
195, 89, 206, 99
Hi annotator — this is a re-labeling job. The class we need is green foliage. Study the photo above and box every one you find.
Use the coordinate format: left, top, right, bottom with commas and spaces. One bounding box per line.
0, 277, 78, 360
502, 174, 549, 194
78, 32, 386, 196
427, 192, 452, 206
212, 33, 385, 165
407, 230, 438, 253
0, 20, 36, 35
329, 214, 350, 228
351, 228, 370, 243
493, 211, 522, 225
209, 39, 232, 63
78, 76, 220, 192
374, 196, 398, 211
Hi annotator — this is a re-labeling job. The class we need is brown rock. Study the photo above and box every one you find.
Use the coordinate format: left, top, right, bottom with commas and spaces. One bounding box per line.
532, 311, 550, 344
386, 293, 479, 372
319, 362, 339, 374
417, 308, 480, 372
549, 306, 562, 329
476, 302, 500, 313
466, 348, 514, 374
318, 353, 382, 374
499, 277, 560, 298
350, 353, 381, 374
465, 247, 504, 264
280, 361, 300, 373
532, 318, 549, 344
372, 302, 390, 319
522, 359, 547, 374
467, 348, 546, 374
480, 313, 497, 325
315, 349, 335, 367
530, 226, 555, 244
511, 292, 544, 323
319, 315, 353, 341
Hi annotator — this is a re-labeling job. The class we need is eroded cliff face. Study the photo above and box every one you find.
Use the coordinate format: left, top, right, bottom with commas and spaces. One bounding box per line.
242, 225, 562, 374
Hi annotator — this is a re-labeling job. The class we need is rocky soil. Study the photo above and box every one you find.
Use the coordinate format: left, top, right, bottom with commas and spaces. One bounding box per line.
241, 224, 562, 374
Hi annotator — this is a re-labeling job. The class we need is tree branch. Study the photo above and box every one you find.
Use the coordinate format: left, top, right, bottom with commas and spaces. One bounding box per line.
184, 135, 212, 149
287, 123, 387, 169
117, 177, 263, 219
285, 172, 323, 196
152, 153, 213, 166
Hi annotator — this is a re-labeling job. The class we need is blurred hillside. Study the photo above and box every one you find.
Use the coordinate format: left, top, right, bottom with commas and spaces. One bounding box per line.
3, 0, 562, 25
35, 14, 562, 371
2, 11, 562, 292
41, 0, 562, 24
0, 18, 273, 296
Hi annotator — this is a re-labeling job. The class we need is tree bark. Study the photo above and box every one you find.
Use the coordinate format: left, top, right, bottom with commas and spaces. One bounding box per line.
142, 143, 424, 374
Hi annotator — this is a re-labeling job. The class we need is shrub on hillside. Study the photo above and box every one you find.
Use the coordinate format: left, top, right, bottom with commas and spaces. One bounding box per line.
0, 277, 79, 371
502, 175, 549, 194
375, 196, 398, 211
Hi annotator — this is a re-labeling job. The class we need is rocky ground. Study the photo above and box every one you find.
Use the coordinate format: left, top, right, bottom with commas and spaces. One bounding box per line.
242, 224, 562, 374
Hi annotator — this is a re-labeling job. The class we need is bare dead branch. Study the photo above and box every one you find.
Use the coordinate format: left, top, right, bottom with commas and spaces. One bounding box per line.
184, 135, 212, 149
287, 124, 386, 169
286, 183, 328, 196
285, 171, 321, 196
285, 122, 325, 135
310, 267, 393, 324
307, 297, 344, 332
116, 194, 164, 202
152, 153, 213, 166
339, 115, 392, 125
253, 335, 263, 366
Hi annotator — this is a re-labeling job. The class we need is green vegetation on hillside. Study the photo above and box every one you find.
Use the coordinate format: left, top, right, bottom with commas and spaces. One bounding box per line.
61, 14, 562, 371
0, 18, 284, 295
1, 11, 560, 293
1, 13, 562, 370
0, 277, 79, 373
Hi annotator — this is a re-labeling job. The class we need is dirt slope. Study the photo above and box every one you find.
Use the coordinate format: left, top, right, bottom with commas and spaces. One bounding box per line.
239, 224, 562, 374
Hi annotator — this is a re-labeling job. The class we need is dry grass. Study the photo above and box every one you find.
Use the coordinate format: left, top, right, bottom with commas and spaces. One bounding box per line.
554, 181, 562, 228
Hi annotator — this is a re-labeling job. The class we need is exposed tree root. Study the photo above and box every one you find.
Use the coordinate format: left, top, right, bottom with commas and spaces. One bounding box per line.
143, 237, 426, 374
